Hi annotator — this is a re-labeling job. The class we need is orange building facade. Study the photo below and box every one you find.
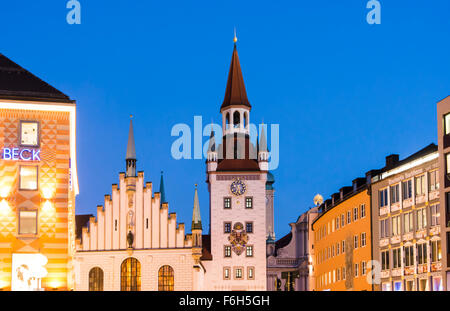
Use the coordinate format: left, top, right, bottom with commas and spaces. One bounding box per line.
0, 54, 78, 291
312, 179, 372, 291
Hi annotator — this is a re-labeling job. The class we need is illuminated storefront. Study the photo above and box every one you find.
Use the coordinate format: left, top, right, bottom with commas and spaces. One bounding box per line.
0, 53, 78, 291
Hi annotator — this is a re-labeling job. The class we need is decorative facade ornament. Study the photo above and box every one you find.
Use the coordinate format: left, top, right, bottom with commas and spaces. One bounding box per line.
228, 222, 249, 255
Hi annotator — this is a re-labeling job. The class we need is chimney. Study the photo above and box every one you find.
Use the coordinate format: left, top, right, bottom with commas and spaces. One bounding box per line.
385, 154, 399, 168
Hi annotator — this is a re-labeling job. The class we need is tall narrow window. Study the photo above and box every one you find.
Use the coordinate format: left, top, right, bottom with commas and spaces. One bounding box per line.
158, 265, 174, 291
233, 111, 240, 128
431, 204, 440, 226
245, 222, 253, 233
379, 189, 388, 208
417, 208, 427, 230
445, 113, 450, 135
19, 166, 38, 190
402, 180, 413, 200
89, 267, 104, 291
404, 246, 414, 267
360, 204, 366, 218
429, 170, 440, 191
224, 246, 232, 257
381, 250, 389, 270
431, 240, 442, 263
353, 207, 358, 221
224, 222, 232, 233
392, 215, 401, 236
404, 212, 414, 233
415, 175, 426, 196
417, 243, 427, 264
121, 258, 141, 291
246, 245, 254, 257
390, 184, 400, 204
245, 197, 253, 209
224, 197, 231, 209
380, 218, 389, 238
393, 248, 401, 269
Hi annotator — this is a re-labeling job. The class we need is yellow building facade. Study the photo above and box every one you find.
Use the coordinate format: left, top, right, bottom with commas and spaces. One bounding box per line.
0, 54, 78, 291
312, 179, 372, 291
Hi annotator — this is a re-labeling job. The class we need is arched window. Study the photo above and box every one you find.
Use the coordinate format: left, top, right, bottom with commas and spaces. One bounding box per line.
233, 111, 240, 128
158, 265, 174, 291
89, 267, 104, 291
121, 257, 141, 291
225, 113, 230, 129
243, 112, 248, 128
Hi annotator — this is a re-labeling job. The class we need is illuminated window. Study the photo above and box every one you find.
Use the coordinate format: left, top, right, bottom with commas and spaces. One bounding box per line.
431, 240, 442, 262
19, 166, 38, 190
120, 257, 141, 291
20, 121, 39, 146
381, 250, 389, 270
223, 267, 231, 280
404, 212, 414, 233
247, 267, 254, 280
224, 245, 232, 257
158, 265, 174, 291
417, 243, 427, 264
417, 208, 427, 230
224, 197, 231, 209
415, 175, 426, 196
18, 210, 37, 235
404, 246, 414, 267
393, 248, 401, 268
429, 170, 440, 191
392, 215, 401, 236
431, 204, 440, 226
444, 113, 450, 135
245, 197, 253, 209
89, 267, 104, 291
235, 267, 243, 279
246, 245, 253, 257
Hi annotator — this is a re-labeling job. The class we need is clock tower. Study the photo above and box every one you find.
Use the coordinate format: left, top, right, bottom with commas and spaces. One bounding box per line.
203, 41, 268, 291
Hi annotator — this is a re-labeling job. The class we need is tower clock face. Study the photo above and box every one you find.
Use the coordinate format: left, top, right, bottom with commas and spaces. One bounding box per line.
230, 179, 246, 196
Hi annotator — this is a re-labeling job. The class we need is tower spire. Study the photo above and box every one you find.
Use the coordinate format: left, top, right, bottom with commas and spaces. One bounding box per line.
160, 171, 166, 205
221, 41, 251, 112
192, 184, 202, 230
125, 116, 137, 177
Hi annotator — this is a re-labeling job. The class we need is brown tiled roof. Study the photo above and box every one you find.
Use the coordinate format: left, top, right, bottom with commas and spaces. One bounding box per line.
201, 235, 212, 261
220, 45, 251, 111
75, 214, 93, 241
0, 53, 73, 103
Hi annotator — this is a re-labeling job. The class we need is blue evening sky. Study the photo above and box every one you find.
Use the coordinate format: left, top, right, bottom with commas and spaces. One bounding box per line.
1, 1, 449, 239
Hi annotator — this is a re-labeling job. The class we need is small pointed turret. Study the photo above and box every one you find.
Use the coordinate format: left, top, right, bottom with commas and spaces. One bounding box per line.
192, 184, 202, 230
160, 171, 166, 206
125, 116, 137, 177
258, 124, 269, 171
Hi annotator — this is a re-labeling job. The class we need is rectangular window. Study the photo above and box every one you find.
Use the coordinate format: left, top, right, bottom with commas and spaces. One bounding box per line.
224, 197, 231, 209
353, 207, 358, 221
19, 210, 38, 235
246, 245, 254, 257
245, 197, 253, 209
224, 246, 232, 257
446, 154, 450, 176
115, 219, 117, 231
245, 222, 253, 233
361, 232, 366, 247
379, 188, 388, 208
393, 248, 401, 269
431, 204, 440, 226
146, 218, 148, 229
392, 215, 401, 236
360, 204, 366, 218
247, 267, 255, 280
362, 261, 367, 275
381, 250, 390, 270
415, 175, 426, 196
223, 267, 231, 280
347, 211, 351, 224
431, 240, 442, 263
354, 263, 359, 277
404, 212, 414, 233
429, 170, 440, 191
341, 214, 345, 227
417, 208, 427, 230
336, 242, 340, 255
354, 235, 358, 249
335, 217, 340, 230
224, 222, 232, 233
235, 268, 243, 279
20, 121, 39, 146
342, 240, 345, 253
336, 268, 340, 281
380, 218, 389, 238
342, 267, 346, 280
402, 180, 413, 200
417, 243, 427, 264
19, 166, 38, 190
390, 184, 400, 204
445, 113, 450, 135
404, 245, 414, 267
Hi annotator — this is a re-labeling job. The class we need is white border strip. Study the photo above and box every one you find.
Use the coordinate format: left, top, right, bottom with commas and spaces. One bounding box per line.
380, 151, 438, 180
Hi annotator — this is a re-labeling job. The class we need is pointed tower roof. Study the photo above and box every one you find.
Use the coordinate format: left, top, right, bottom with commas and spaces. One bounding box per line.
208, 129, 216, 152
126, 117, 136, 160
259, 124, 268, 152
192, 184, 202, 230
160, 171, 166, 204
220, 44, 251, 112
